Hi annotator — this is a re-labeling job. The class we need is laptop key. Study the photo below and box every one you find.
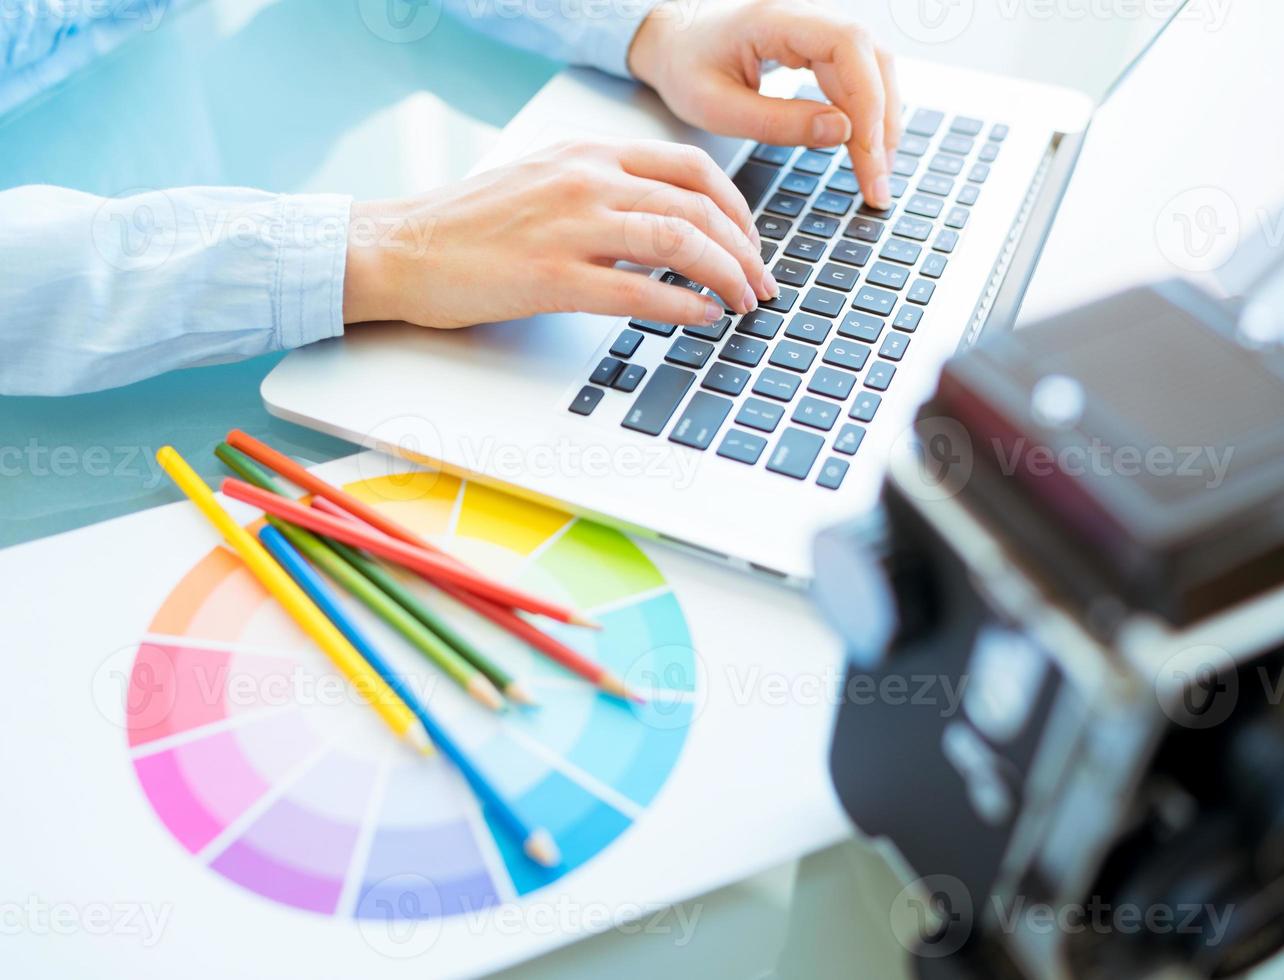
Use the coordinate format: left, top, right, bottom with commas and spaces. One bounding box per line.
756, 214, 793, 241
950, 116, 984, 136
610, 329, 644, 358
881, 238, 922, 265
891, 153, 919, 177
889, 176, 908, 198
761, 241, 778, 263
684, 316, 731, 342
905, 193, 944, 219
838, 310, 884, 343
879, 333, 909, 361
866, 261, 910, 290
850, 391, 882, 422
780, 171, 819, 196
826, 170, 859, 195
799, 213, 841, 239
934, 229, 960, 253
765, 192, 807, 217
956, 184, 980, 206
817, 262, 858, 292
834, 424, 866, 456
898, 134, 931, 157
906, 108, 944, 137
893, 306, 923, 333
940, 134, 974, 156
767, 428, 825, 480
621, 364, 694, 435
662, 271, 701, 291
979, 142, 1000, 163
752, 368, 801, 402
844, 217, 885, 243
823, 340, 870, 372
801, 287, 846, 318
737, 397, 786, 432
630, 318, 677, 337
717, 429, 768, 465
928, 153, 965, 176
666, 336, 715, 369
702, 362, 751, 396
830, 240, 872, 267
968, 163, 991, 183
784, 235, 826, 262
793, 150, 831, 175
892, 216, 933, 242
922, 254, 948, 279
669, 392, 733, 450
733, 160, 783, 211
614, 363, 647, 392
858, 201, 896, 220
908, 279, 936, 305
945, 206, 970, 229
792, 396, 840, 431
737, 310, 784, 339
569, 385, 604, 416
816, 457, 850, 490
918, 173, 955, 197
590, 357, 624, 386
814, 191, 854, 216
853, 286, 897, 317
770, 339, 817, 373
761, 288, 798, 313
721, 334, 769, 367
989, 123, 1009, 142
772, 258, 813, 288
865, 361, 896, 391
750, 144, 793, 166
785, 313, 833, 344
808, 366, 857, 401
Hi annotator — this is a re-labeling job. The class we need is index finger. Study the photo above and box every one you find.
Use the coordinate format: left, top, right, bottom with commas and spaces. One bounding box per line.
749, 8, 890, 207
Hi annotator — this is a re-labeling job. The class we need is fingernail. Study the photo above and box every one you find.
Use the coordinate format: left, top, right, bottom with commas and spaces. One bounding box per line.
740, 285, 758, 314
703, 300, 724, 323
760, 269, 779, 298
810, 111, 850, 148
871, 175, 891, 209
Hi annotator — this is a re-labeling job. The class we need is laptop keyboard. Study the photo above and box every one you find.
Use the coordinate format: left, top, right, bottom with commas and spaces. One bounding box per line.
568, 93, 1010, 491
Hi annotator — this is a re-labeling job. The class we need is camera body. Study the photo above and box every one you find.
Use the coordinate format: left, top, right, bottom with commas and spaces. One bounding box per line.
820, 281, 1284, 980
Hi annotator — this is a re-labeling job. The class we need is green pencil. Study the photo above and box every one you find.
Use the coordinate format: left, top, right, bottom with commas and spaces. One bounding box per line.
214, 443, 528, 709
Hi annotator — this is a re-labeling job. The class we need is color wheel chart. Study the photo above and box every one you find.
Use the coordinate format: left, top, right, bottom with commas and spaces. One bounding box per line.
125, 471, 696, 920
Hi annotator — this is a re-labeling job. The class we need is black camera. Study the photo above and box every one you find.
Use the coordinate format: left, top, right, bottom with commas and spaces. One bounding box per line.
819, 279, 1284, 980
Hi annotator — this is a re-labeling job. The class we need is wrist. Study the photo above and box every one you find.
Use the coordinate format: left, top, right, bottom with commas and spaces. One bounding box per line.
342, 200, 397, 324
627, 0, 680, 89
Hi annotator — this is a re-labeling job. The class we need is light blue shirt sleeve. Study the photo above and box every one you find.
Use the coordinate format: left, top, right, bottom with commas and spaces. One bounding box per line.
0, 0, 661, 396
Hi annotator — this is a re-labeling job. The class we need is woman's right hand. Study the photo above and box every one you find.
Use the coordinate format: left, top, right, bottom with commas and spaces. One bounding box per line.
341, 139, 778, 330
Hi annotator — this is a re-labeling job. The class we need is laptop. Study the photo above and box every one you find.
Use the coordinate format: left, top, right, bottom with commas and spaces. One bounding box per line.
263, 6, 1191, 582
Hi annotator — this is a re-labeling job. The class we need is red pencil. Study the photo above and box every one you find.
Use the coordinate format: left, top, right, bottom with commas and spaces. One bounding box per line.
309, 496, 639, 702
222, 478, 591, 628
225, 430, 598, 629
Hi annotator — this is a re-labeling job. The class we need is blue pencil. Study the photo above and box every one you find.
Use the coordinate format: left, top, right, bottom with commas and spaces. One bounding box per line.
257, 525, 561, 868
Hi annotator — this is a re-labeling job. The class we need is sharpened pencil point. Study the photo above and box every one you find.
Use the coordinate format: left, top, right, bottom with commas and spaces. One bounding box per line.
524, 829, 561, 868
505, 682, 539, 708
569, 613, 602, 630
597, 671, 642, 704
407, 725, 435, 756
468, 675, 507, 712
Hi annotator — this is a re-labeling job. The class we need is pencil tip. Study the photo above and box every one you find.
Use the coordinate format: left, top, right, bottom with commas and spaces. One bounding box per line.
469, 676, 508, 712
597, 672, 642, 704
408, 725, 435, 756
525, 829, 561, 868
505, 683, 539, 707
569, 613, 602, 630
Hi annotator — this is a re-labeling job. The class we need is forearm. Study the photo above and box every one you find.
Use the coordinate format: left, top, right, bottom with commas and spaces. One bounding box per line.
0, 185, 349, 396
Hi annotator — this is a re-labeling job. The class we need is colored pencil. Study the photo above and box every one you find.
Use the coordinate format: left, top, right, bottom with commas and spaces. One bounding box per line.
224, 430, 598, 629
311, 497, 641, 703
257, 526, 559, 868
222, 477, 583, 625
154, 447, 430, 755
215, 444, 526, 707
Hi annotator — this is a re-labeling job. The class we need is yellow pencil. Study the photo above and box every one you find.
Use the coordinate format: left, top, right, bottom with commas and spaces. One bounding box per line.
156, 447, 431, 756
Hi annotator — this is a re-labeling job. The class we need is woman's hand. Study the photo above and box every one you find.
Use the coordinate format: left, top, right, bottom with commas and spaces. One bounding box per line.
628, 0, 901, 210
342, 139, 778, 329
